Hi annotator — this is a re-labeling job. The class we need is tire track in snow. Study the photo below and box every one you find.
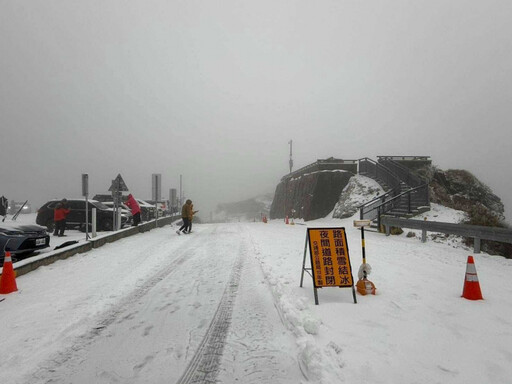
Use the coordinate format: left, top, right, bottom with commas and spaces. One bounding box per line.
29, 226, 219, 383
176, 238, 246, 384
217, 228, 305, 384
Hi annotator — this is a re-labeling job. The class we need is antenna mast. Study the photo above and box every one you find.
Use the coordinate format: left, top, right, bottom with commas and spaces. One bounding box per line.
288, 140, 293, 174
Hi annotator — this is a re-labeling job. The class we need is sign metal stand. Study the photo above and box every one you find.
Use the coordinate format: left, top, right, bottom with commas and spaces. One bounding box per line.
300, 227, 357, 305
82, 174, 89, 240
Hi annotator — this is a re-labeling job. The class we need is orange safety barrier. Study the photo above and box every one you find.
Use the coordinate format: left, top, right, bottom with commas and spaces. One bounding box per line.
356, 278, 376, 295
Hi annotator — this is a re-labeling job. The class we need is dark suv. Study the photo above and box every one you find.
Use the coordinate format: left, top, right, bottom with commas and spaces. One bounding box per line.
36, 199, 130, 232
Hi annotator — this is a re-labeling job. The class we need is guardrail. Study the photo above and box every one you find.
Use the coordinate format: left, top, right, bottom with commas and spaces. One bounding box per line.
381, 216, 512, 253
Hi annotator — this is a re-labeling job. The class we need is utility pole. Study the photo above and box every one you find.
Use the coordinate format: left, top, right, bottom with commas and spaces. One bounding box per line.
288, 140, 293, 174
285, 140, 294, 221
179, 174, 183, 208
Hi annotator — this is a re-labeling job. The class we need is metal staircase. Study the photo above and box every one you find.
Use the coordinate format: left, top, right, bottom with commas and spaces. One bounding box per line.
357, 157, 431, 229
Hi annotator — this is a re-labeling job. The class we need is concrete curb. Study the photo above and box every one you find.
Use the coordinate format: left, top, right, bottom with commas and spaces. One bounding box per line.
2, 216, 179, 278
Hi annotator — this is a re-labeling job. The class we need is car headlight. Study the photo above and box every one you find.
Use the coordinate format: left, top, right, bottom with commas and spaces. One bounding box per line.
0, 231, 24, 236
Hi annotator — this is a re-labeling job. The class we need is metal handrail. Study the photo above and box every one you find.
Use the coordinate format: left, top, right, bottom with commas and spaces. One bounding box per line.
358, 158, 402, 191
357, 157, 403, 222
373, 184, 428, 210
377, 155, 431, 161
378, 158, 424, 187
356, 190, 395, 210
282, 158, 358, 181
360, 184, 430, 225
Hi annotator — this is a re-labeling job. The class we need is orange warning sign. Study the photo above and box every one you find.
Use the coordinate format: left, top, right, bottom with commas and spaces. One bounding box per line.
307, 228, 354, 288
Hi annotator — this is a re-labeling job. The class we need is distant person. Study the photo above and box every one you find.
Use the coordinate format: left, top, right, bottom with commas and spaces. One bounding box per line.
186, 203, 199, 233
125, 194, 141, 226
177, 199, 192, 235
54, 199, 71, 237
0, 196, 7, 218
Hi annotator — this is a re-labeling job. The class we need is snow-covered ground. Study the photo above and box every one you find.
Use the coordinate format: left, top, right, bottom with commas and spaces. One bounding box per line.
1, 208, 512, 384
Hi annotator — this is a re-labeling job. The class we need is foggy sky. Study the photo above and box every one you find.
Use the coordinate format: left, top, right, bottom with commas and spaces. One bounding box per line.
1, 1, 511, 221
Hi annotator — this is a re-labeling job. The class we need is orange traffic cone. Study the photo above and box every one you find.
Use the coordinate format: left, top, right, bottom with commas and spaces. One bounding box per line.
0, 251, 18, 294
285, 216, 289, 224
462, 256, 483, 300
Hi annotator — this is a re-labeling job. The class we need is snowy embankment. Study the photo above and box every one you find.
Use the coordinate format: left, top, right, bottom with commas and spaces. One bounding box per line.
1, 207, 512, 384
247, 210, 512, 384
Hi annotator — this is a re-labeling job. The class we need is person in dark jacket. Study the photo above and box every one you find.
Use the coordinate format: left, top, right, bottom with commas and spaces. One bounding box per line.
0, 196, 7, 218
54, 199, 71, 236
176, 199, 192, 235
124, 194, 141, 226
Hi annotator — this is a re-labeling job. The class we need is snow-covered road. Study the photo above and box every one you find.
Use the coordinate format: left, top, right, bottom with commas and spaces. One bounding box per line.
2, 214, 512, 384
2, 224, 302, 384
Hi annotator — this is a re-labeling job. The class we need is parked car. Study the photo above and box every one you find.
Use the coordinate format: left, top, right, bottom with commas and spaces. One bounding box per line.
36, 199, 130, 232
8, 201, 32, 214
138, 199, 159, 221
92, 194, 115, 203
143, 199, 166, 218
0, 221, 50, 265
102, 202, 133, 220
93, 194, 154, 222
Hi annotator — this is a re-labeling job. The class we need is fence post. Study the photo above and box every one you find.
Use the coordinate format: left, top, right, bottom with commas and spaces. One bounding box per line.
92, 208, 97, 238
474, 237, 481, 254
421, 229, 427, 243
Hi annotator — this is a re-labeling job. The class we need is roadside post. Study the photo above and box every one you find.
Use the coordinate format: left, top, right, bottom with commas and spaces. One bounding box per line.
353, 220, 376, 295
82, 174, 89, 240
152, 173, 161, 228
117, 208, 122, 230
170, 188, 177, 217
300, 227, 357, 305
109, 174, 129, 231
91, 208, 97, 238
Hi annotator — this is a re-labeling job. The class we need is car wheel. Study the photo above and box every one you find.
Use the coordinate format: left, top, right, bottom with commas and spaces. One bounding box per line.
101, 218, 113, 231
46, 220, 55, 232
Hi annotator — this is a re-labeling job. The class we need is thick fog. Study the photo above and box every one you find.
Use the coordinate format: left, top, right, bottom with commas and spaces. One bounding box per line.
1, 1, 511, 221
